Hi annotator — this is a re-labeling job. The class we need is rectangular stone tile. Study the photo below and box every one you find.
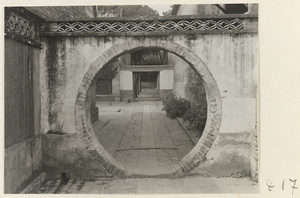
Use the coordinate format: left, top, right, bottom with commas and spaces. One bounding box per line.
129, 150, 139, 156
156, 150, 168, 156
79, 183, 106, 191
162, 186, 177, 194
138, 150, 158, 167
227, 184, 258, 194
158, 156, 172, 161
133, 178, 175, 186
138, 160, 158, 168
140, 136, 155, 148
175, 187, 191, 194
187, 187, 204, 193
173, 179, 185, 187
77, 189, 105, 194
124, 162, 138, 167
132, 167, 167, 176
107, 189, 136, 194
140, 109, 155, 147
139, 149, 157, 156
200, 186, 222, 194
136, 186, 162, 194
107, 179, 125, 186
211, 177, 258, 194
158, 162, 173, 167
183, 177, 217, 187
107, 185, 136, 192
209, 178, 235, 193
123, 178, 139, 185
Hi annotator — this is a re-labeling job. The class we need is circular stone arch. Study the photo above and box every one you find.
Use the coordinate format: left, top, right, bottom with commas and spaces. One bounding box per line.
75, 38, 222, 177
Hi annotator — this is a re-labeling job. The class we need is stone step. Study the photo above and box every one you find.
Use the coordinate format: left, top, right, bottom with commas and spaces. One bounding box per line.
135, 97, 160, 101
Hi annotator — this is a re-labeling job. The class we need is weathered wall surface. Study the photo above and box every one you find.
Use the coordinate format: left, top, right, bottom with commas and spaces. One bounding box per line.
40, 33, 257, 178
190, 33, 257, 179
88, 82, 98, 123
171, 33, 257, 133
173, 4, 258, 179
171, 54, 207, 105
42, 134, 110, 178
160, 70, 173, 89
5, 136, 43, 193
159, 70, 174, 98
190, 132, 252, 177
5, 38, 42, 193
172, 55, 189, 98
40, 36, 121, 134
112, 72, 120, 98
120, 70, 133, 100
120, 70, 133, 90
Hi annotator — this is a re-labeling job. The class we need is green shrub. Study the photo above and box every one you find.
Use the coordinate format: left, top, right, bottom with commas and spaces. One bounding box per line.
162, 92, 207, 133
183, 102, 207, 131
162, 93, 190, 118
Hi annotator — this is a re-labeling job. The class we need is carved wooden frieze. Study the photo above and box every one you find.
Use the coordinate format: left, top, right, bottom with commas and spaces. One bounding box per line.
5, 8, 41, 47
56, 18, 244, 33
40, 15, 258, 36
120, 65, 174, 71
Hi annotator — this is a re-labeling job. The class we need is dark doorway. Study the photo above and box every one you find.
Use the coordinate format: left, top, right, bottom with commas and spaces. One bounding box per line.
133, 71, 159, 100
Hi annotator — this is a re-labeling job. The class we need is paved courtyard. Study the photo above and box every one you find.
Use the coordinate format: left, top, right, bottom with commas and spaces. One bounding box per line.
93, 100, 200, 170
27, 100, 258, 194
31, 176, 258, 194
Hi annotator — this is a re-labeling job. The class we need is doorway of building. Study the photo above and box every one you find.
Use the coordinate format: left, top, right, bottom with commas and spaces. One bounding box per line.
133, 71, 160, 100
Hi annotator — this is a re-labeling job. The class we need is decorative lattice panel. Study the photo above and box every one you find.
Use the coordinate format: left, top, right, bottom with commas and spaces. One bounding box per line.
56, 18, 244, 33
5, 13, 36, 40
120, 65, 174, 71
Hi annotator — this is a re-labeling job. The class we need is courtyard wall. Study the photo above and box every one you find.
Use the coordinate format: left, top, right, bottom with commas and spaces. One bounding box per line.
174, 4, 258, 180
39, 32, 257, 178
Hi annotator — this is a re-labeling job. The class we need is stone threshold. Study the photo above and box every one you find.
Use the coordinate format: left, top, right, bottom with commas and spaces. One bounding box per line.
134, 98, 161, 101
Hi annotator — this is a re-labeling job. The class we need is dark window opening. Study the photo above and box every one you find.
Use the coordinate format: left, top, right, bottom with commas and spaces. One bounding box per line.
96, 79, 112, 95
224, 4, 248, 14
141, 72, 157, 82
131, 49, 168, 65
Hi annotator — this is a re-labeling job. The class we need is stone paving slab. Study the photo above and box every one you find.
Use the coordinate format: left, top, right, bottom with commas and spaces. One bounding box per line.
29, 176, 258, 194
93, 101, 200, 177
137, 186, 163, 194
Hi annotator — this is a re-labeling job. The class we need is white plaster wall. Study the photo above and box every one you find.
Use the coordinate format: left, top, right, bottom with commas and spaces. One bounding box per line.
192, 34, 257, 99
193, 34, 257, 134
169, 33, 257, 134
177, 4, 198, 15
219, 98, 256, 133
174, 0, 258, 134
171, 55, 189, 98
112, 72, 120, 95
43, 36, 126, 134
160, 70, 173, 89
41, 35, 257, 135
120, 70, 133, 90
64, 37, 115, 133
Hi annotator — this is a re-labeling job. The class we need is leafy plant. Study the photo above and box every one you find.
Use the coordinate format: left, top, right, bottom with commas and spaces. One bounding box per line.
162, 92, 207, 133
162, 93, 190, 118
183, 102, 207, 131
